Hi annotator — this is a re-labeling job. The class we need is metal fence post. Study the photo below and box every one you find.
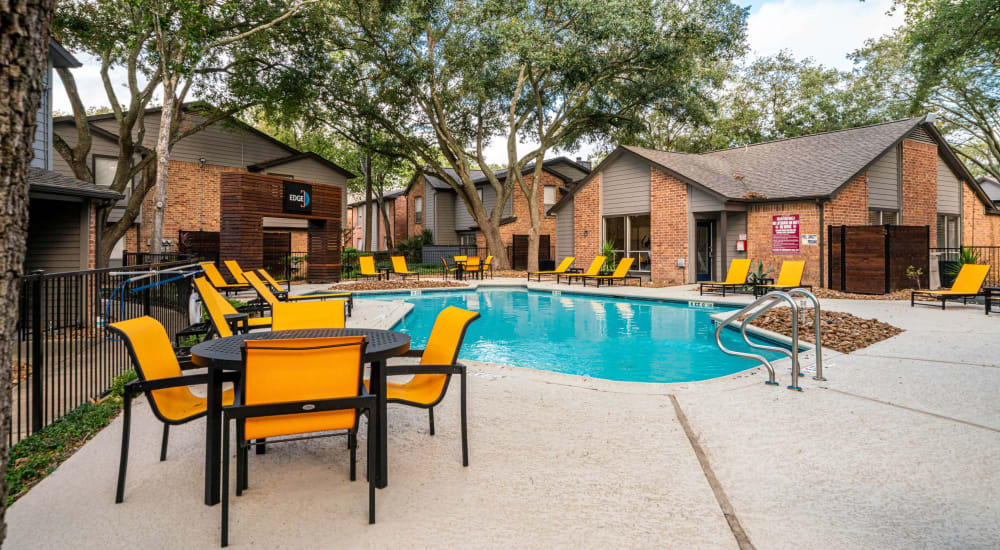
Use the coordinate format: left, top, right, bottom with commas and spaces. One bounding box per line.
30, 272, 44, 434
143, 280, 152, 317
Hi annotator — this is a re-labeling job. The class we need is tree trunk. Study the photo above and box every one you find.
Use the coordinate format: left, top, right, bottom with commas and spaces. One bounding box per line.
149, 80, 176, 255
99, 161, 156, 266
460, 190, 509, 269
524, 182, 542, 273
0, 0, 57, 540
377, 197, 393, 250
362, 149, 373, 251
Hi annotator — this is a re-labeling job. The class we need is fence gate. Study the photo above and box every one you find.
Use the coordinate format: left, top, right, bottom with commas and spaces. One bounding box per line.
828, 225, 929, 294
262, 232, 293, 280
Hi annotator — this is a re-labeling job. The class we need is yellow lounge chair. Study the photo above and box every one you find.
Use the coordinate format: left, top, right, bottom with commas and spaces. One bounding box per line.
195, 277, 271, 337
754, 260, 810, 297
108, 316, 236, 504
365, 306, 480, 466
699, 259, 752, 297
271, 300, 347, 330
200, 262, 249, 295
358, 256, 380, 281
223, 260, 253, 286
390, 256, 420, 280
247, 271, 353, 316
221, 336, 375, 545
528, 256, 575, 282
256, 268, 291, 294
583, 257, 641, 287
483, 255, 494, 279
912, 264, 990, 309
558, 256, 606, 284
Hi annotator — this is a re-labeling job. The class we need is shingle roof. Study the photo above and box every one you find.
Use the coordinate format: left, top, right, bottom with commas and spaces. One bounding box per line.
626, 117, 927, 201
27, 168, 124, 200
420, 157, 590, 192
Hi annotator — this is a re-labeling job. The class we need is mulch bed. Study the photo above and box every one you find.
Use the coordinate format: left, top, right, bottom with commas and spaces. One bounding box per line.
748, 307, 903, 353
812, 288, 917, 301
328, 280, 469, 292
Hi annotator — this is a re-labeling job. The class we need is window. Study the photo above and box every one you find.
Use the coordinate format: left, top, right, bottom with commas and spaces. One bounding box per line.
414, 196, 423, 224
460, 232, 477, 247
544, 186, 557, 209
604, 216, 626, 250
603, 215, 651, 272
478, 188, 484, 203
94, 157, 117, 188
937, 214, 960, 248
868, 209, 898, 225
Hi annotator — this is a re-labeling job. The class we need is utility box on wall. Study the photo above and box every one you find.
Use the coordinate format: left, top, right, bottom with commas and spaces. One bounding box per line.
827, 225, 929, 294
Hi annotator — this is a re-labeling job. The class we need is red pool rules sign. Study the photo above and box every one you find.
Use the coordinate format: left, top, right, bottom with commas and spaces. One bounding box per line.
771, 214, 800, 254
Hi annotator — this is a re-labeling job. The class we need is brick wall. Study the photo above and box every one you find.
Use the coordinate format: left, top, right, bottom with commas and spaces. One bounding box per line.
650, 167, 688, 284
475, 172, 561, 251
406, 178, 425, 239
747, 201, 823, 286
963, 182, 1000, 246
134, 160, 244, 251
393, 196, 408, 244
901, 139, 938, 246
574, 172, 601, 261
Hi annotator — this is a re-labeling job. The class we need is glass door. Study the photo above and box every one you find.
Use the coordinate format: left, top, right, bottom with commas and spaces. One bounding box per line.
696, 220, 713, 281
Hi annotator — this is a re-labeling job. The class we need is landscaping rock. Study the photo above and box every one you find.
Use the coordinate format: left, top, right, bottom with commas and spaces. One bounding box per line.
749, 307, 903, 353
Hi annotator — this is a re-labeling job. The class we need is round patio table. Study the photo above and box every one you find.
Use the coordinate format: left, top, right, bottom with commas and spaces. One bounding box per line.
191, 328, 410, 505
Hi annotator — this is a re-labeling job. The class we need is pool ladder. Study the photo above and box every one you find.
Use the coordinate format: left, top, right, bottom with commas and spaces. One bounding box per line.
714, 289, 825, 391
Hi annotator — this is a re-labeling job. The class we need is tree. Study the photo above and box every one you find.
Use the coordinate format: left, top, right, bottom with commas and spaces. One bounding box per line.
0, 1, 57, 540
851, 33, 1000, 182
317, 0, 747, 270
54, 0, 325, 263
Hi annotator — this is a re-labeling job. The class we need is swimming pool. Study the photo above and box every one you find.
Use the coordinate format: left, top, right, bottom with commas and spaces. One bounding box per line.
367, 288, 788, 383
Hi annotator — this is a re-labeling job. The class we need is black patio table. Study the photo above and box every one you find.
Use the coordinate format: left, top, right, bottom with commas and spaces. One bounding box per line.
191, 327, 411, 506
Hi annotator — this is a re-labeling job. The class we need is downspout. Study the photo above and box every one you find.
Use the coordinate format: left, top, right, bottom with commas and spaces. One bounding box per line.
817, 198, 825, 289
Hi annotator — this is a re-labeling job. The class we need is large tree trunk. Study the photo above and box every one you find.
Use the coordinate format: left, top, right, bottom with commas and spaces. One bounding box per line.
524, 183, 542, 273
149, 79, 176, 255
459, 189, 509, 269
0, 0, 57, 540
361, 149, 373, 251
377, 196, 392, 250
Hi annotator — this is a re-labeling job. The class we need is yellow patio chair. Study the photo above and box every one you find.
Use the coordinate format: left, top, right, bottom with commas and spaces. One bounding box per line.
200, 261, 249, 295
256, 268, 291, 293
195, 277, 271, 338
754, 260, 810, 297
223, 260, 252, 286
912, 263, 990, 309
699, 259, 752, 297
366, 306, 480, 465
358, 256, 379, 281
557, 256, 605, 284
107, 316, 236, 503
528, 256, 575, 282
582, 257, 641, 287
483, 255, 494, 279
391, 255, 421, 280
462, 256, 482, 279
221, 336, 375, 546
271, 300, 347, 330
441, 257, 460, 279
246, 271, 353, 317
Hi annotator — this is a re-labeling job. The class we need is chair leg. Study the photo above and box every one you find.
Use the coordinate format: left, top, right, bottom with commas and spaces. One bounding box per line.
222, 418, 230, 547
160, 424, 169, 461
428, 407, 435, 436
349, 433, 357, 481
367, 407, 376, 524
256, 438, 266, 455
460, 371, 469, 467
115, 392, 132, 503
237, 421, 248, 492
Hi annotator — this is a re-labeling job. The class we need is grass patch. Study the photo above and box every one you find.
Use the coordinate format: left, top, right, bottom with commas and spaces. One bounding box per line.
6, 370, 136, 505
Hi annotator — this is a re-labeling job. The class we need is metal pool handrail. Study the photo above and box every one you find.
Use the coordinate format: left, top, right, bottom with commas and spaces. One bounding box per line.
714, 291, 800, 387
786, 288, 824, 381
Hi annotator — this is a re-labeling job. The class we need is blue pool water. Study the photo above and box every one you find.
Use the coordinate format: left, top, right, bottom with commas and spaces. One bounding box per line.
369, 288, 787, 383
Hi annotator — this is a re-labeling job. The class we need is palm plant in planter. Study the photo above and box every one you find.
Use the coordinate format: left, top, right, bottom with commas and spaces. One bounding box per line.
745, 259, 771, 291
942, 246, 981, 287
601, 240, 618, 271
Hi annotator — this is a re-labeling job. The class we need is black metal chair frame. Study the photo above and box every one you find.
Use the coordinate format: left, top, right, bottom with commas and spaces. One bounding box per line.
247, 277, 354, 317
440, 258, 460, 280
221, 340, 377, 547
910, 290, 981, 310
754, 284, 812, 298
699, 282, 744, 296
581, 274, 643, 287
108, 324, 241, 504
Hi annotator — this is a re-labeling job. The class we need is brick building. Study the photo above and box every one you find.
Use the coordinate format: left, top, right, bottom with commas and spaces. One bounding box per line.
549, 116, 1000, 286
395, 157, 590, 266
52, 104, 353, 266
346, 188, 408, 250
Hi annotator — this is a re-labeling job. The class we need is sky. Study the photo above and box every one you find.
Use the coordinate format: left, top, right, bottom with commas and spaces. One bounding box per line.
52, 0, 903, 165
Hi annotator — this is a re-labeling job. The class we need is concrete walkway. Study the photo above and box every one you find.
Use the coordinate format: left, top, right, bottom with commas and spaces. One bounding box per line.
6, 283, 1000, 549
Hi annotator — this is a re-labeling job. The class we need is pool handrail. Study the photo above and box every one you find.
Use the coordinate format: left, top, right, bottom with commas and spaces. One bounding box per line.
786, 288, 824, 381
714, 290, 800, 388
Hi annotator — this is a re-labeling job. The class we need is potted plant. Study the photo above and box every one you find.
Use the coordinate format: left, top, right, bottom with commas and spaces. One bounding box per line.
601, 240, 618, 272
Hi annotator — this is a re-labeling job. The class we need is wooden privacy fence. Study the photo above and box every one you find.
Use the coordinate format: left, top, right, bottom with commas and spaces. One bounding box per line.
828, 225, 929, 294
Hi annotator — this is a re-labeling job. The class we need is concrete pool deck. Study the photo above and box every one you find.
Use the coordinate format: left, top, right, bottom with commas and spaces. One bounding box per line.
6, 281, 1000, 549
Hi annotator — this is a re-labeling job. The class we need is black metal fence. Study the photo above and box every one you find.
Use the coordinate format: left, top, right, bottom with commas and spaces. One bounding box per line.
421, 244, 555, 270
263, 251, 309, 282
123, 252, 196, 266
931, 246, 1000, 288
11, 260, 194, 445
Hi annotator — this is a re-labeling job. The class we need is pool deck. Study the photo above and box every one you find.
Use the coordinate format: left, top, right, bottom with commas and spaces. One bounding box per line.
7, 279, 999, 549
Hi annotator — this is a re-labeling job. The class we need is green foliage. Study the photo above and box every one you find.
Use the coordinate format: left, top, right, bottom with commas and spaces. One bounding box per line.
943, 247, 983, 278
601, 240, 618, 271
906, 265, 924, 289
396, 230, 434, 253
7, 370, 136, 504
746, 260, 771, 288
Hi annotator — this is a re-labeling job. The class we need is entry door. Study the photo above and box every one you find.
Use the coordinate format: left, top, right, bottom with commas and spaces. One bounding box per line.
695, 221, 714, 281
